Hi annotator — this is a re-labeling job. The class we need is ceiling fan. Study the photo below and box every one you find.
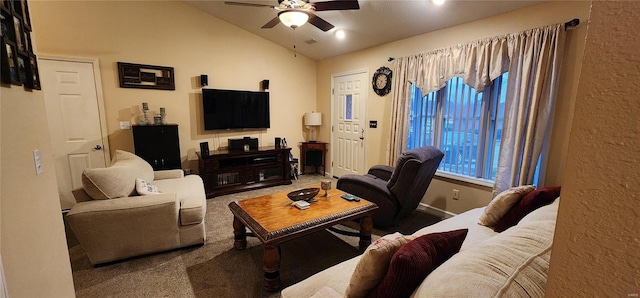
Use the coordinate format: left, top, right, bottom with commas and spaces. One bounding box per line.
224, 0, 360, 31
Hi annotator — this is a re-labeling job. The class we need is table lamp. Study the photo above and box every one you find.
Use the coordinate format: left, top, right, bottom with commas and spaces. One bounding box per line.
304, 112, 322, 142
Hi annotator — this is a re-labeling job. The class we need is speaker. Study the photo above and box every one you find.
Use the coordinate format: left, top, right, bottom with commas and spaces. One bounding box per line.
275, 137, 281, 148
200, 75, 208, 87
199, 142, 209, 156
261, 79, 269, 90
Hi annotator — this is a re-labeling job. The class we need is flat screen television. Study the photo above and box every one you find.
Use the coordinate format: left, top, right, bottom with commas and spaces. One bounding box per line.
202, 89, 270, 130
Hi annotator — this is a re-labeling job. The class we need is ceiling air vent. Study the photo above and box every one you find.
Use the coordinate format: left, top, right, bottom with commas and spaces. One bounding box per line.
305, 38, 318, 45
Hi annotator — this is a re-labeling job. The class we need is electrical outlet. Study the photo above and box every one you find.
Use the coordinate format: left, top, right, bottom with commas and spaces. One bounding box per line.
120, 121, 131, 129
452, 189, 459, 200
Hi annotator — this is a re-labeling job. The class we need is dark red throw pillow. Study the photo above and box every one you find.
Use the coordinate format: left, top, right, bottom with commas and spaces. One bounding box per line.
366, 229, 469, 298
493, 186, 561, 232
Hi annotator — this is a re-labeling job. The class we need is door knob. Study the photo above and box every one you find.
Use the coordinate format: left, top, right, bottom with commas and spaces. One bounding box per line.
94, 145, 102, 150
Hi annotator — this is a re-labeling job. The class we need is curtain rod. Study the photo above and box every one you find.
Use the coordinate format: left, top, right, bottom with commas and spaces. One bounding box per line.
387, 18, 581, 62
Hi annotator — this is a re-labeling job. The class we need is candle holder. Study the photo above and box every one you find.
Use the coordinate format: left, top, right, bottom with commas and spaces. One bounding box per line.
160, 107, 167, 124
142, 102, 150, 125
321, 180, 331, 197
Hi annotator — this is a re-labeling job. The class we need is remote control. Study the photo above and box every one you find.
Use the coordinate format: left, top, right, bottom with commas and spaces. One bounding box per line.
340, 194, 355, 201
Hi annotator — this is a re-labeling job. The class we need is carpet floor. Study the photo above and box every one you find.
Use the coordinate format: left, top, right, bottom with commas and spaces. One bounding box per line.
68, 175, 441, 298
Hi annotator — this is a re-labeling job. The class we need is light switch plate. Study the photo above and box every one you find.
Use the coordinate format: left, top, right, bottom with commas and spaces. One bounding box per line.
33, 149, 43, 175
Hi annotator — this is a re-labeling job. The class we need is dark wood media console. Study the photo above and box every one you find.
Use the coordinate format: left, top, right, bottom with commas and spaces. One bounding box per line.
197, 147, 292, 198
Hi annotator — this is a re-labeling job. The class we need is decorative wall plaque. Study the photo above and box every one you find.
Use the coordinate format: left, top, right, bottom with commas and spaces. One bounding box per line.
117, 62, 175, 90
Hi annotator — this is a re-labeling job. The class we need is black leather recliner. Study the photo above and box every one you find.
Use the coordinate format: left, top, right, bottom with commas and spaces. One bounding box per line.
337, 146, 444, 228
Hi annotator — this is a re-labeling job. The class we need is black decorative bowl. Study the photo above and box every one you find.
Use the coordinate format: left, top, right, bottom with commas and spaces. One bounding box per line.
287, 188, 320, 202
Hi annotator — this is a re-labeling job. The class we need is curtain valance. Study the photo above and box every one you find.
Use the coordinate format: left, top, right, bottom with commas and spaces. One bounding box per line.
400, 24, 561, 94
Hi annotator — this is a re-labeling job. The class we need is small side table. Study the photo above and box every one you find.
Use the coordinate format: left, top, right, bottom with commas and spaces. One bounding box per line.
300, 142, 328, 176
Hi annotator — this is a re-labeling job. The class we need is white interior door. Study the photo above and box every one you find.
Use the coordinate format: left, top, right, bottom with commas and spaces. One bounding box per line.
332, 70, 368, 178
40, 58, 108, 210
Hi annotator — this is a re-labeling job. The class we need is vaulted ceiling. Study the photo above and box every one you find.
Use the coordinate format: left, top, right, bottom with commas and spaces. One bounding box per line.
184, 0, 544, 60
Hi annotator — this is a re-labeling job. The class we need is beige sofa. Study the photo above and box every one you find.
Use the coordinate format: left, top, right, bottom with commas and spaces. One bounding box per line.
281, 198, 560, 297
67, 150, 207, 265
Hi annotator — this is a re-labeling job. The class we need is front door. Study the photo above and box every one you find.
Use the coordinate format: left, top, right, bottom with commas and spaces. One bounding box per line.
331, 70, 368, 178
40, 58, 108, 209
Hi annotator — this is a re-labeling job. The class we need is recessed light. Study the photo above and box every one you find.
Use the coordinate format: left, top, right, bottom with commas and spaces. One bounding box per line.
335, 29, 346, 40
432, 0, 445, 6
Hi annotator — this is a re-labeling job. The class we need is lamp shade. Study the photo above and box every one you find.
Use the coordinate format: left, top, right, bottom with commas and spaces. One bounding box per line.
278, 10, 309, 28
304, 112, 322, 126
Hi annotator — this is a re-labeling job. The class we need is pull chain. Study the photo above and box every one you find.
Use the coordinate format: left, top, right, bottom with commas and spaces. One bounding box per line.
292, 28, 297, 58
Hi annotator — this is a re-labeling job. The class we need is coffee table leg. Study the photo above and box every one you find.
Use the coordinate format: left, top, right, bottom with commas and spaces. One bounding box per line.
359, 215, 373, 251
233, 216, 247, 250
263, 244, 281, 291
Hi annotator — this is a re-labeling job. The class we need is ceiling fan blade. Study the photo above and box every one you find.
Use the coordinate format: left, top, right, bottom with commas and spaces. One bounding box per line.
224, 1, 275, 8
308, 13, 334, 32
312, 0, 359, 11
261, 16, 281, 29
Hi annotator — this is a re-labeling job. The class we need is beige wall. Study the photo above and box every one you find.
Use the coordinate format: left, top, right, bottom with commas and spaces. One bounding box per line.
0, 86, 75, 296
316, 1, 591, 214
30, 0, 316, 175
546, 1, 640, 295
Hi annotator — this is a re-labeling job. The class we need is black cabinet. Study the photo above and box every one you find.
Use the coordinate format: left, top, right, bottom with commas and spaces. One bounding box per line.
132, 124, 181, 170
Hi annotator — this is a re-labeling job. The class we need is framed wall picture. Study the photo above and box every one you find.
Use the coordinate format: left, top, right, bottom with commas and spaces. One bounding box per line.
28, 53, 39, 89
1, 10, 13, 41
11, 0, 22, 17
19, 0, 29, 31
2, 0, 36, 90
0, 37, 9, 84
12, 15, 22, 52
16, 53, 27, 83
0, 0, 10, 13
4, 40, 21, 85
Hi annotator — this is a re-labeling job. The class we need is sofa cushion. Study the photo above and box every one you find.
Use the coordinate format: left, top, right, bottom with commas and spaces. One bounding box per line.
153, 175, 206, 226
346, 232, 413, 298
82, 150, 154, 200
493, 186, 561, 232
136, 178, 161, 195
367, 229, 468, 298
414, 220, 555, 297
479, 185, 535, 227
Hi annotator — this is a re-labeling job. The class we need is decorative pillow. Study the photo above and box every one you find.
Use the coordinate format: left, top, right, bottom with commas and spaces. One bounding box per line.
367, 229, 469, 298
493, 186, 561, 232
135, 178, 161, 195
345, 232, 414, 298
82, 150, 154, 200
478, 185, 535, 227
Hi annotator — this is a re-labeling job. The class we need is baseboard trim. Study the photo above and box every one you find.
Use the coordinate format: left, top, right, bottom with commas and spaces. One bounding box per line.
416, 203, 457, 219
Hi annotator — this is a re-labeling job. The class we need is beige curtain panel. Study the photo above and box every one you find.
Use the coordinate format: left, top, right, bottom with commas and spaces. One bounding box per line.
387, 24, 566, 195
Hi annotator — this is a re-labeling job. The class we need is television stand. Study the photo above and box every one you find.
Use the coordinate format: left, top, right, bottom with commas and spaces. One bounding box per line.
197, 147, 292, 198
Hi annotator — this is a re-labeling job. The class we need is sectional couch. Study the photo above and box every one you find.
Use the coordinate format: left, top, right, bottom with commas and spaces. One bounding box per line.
282, 191, 560, 297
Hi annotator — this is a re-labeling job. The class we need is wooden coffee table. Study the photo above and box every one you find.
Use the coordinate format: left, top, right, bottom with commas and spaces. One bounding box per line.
228, 186, 378, 291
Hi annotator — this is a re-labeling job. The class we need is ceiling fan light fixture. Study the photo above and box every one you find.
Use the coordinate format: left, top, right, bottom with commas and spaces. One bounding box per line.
335, 29, 346, 39
278, 10, 309, 28
432, 0, 446, 6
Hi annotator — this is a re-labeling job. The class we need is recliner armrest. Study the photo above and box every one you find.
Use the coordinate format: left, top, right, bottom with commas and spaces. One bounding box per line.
367, 165, 395, 181
154, 170, 184, 180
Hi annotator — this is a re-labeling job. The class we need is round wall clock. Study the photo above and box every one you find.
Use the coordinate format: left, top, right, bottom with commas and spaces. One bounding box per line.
372, 66, 392, 96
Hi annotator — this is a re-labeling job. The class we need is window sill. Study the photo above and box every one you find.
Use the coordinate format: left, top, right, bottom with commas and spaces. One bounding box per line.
434, 171, 494, 188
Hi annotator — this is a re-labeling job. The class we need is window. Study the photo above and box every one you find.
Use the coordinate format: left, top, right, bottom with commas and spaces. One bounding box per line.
407, 73, 508, 181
